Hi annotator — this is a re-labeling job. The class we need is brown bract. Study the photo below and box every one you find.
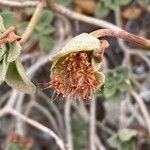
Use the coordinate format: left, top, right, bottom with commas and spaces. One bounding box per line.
0, 27, 21, 45
49, 52, 101, 103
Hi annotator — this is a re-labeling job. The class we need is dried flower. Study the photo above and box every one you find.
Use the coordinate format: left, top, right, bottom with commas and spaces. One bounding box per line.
49, 33, 108, 103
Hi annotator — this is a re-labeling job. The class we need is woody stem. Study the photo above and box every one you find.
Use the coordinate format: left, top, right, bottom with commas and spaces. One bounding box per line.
90, 29, 150, 49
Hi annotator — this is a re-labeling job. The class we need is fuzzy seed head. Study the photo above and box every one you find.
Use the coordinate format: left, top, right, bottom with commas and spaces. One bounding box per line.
49, 52, 104, 103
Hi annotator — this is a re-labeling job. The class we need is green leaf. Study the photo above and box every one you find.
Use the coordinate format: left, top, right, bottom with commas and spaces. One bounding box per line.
108, 90, 125, 104
103, 84, 116, 98
36, 25, 55, 35
50, 33, 100, 62
0, 15, 6, 32
108, 129, 137, 150
0, 44, 6, 60
39, 36, 54, 53
108, 134, 120, 148
25, 7, 35, 16
39, 10, 54, 26
115, 67, 128, 79
95, 2, 110, 18
118, 129, 137, 142
72, 116, 88, 150
5, 143, 22, 150
0, 55, 8, 84
17, 22, 28, 35
105, 74, 123, 87
55, 0, 72, 7
130, 78, 139, 89
118, 0, 131, 5
1, 11, 17, 28
7, 42, 22, 62
6, 60, 36, 94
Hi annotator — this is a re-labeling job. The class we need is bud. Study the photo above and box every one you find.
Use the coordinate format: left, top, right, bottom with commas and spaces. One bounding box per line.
49, 33, 107, 103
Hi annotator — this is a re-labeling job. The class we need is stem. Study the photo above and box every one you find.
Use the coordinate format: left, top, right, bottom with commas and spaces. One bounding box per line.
19, 0, 44, 45
90, 29, 150, 48
64, 97, 73, 150
89, 96, 96, 150
130, 91, 150, 135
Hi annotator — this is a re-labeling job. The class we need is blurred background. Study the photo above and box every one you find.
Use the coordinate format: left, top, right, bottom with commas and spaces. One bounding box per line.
0, 0, 150, 149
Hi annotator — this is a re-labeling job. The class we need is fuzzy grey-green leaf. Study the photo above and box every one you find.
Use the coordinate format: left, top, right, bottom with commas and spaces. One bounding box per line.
0, 44, 6, 60
0, 55, 8, 84
1, 11, 17, 28
7, 42, 22, 62
6, 60, 36, 94
118, 128, 137, 142
0, 15, 5, 32
50, 33, 100, 62
39, 36, 54, 53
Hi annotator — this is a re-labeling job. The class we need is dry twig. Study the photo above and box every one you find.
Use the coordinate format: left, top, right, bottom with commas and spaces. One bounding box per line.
89, 97, 96, 150
131, 91, 150, 135
19, 0, 44, 44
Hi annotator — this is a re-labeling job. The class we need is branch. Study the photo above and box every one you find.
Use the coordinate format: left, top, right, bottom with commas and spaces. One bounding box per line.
51, 4, 121, 31
90, 29, 150, 48
19, 0, 44, 45
131, 91, 150, 135
0, 0, 39, 7
10, 109, 66, 150
64, 97, 73, 150
89, 97, 96, 150
0, 0, 121, 31
2, 0, 150, 49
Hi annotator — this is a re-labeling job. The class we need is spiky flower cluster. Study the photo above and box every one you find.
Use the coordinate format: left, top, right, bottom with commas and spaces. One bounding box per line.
49, 52, 100, 102
49, 33, 107, 103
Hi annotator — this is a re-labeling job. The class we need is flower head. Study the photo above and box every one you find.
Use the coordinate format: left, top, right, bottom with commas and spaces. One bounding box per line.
49, 33, 108, 103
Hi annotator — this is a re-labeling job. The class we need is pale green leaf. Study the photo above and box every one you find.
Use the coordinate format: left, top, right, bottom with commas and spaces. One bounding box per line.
17, 22, 28, 35
1, 11, 17, 28
107, 90, 125, 106
0, 44, 6, 60
95, 2, 110, 18
39, 36, 54, 53
105, 75, 123, 87
115, 67, 128, 79
103, 84, 116, 98
119, 0, 131, 5
96, 72, 105, 89
50, 33, 100, 62
36, 25, 55, 35
0, 55, 8, 84
39, 10, 54, 26
25, 7, 35, 16
130, 78, 139, 89
55, 0, 72, 7
108, 134, 120, 148
6, 60, 36, 94
5, 143, 22, 150
0, 15, 5, 32
7, 42, 22, 62
118, 129, 137, 142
